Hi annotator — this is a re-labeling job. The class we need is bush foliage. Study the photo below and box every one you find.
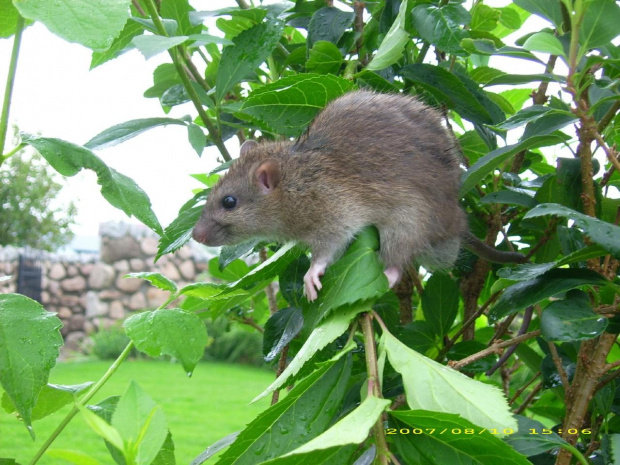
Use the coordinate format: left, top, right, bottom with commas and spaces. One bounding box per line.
1, 0, 620, 464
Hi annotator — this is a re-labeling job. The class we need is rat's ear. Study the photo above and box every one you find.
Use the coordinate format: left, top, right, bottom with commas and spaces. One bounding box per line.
240, 140, 258, 157
255, 159, 280, 194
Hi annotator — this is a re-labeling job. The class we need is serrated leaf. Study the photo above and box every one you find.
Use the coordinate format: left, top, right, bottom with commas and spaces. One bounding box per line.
480, 190, 538, 208
187, 33, 234, 46
85, 118, 188, 150
421, 273, 459, 337
504, 416, 567, 456
157, 204, 204, 260
263, 307, 304, 362
400, 64, 498, 126
160, 0, 201, 36
90, 19, 144, 69
219, 355, 352, 464
259, 446, 358, 465
132, 35, 189, 60
521, 111, 577, 140
513, 0, 562, 28
208, 257, 250, 282
241, 74, 355, 137
286, 395, 390, 456
317, 227, 388, 314
219, 238, 262, 269
13, 0, 130, 52
484, 73, 563, 87
124, 272, 177, 293
112, 381, 168, 465
541, 293, 607, 341
487, 105, 552, 131
412, 4, 470, 53
80, 407, 125, 452
123, 309, 207, 374
216, 19, 285, 101
187, 123, 206, 156
253, 304, 365, 402
307, 6, 354, 47
461, 39, 543, 63
524, 203, 620, 256
22, 135, 163, 235
381, 331, 516, 432
306, 40, 343, 75
191, 432, 240, 465
580, 0, 620, 52
366, 0, 409, 70
0, 294, 63, 432
355, 70, 399, 93
490, 268, 610, 322
279, 255, 310, 308
459, 134, 570, 196
523, 32, 565, 57
390, 410, 530, 465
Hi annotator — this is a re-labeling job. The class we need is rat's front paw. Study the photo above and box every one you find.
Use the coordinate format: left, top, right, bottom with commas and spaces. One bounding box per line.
384, 266, 401, 288
304, 261, 327, 302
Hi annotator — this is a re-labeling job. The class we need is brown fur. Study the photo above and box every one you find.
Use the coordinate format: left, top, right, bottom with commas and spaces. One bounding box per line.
193, 90, 471, 273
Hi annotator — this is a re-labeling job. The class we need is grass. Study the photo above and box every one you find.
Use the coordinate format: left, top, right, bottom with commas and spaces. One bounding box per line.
0, 359, 275, 464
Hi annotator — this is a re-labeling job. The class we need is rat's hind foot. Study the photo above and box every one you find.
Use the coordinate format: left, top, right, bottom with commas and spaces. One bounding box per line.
384, 267, 401, 288
304, 260, 327, 301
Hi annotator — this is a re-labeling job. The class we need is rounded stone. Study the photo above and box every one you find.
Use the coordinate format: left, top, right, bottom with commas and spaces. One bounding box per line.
88, 264, 116, 290
49, 263, 66, 280
61, 276, 86, 293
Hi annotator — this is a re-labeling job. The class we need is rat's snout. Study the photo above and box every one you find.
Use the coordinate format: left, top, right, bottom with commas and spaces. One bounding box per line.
192, 221, 211, 245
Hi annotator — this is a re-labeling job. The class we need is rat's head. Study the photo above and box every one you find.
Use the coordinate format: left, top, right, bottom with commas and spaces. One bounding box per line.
192, 140, 285, 246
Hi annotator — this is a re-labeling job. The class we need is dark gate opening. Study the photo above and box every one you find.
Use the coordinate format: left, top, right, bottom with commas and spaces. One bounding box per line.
17, 253, 42, 303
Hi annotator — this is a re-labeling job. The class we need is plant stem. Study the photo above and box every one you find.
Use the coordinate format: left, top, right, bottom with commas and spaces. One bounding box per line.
360, 313, 389, 465
143, 0, 231, 161
29, 342, 135, 465
0, 15, 25, 162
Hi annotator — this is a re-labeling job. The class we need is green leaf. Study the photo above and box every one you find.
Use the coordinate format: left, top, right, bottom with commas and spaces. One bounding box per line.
218, 238, 262, 270
400, 64, 499, 126
187, 123, 206, 156
253, 304, 365, 402
80, 407, 125, 452
190, 7, 268, 26
521, 111, 577, 140
130, 17, 178, 36
355, 70, 399, 93
488, 105, 553, 131
259, 446, 358, 465
156, 203, 204, 260
470, 4, 500, 32
380, 331, 516, 432
459, 134, 569, 196
263, 307, 304, 362
421, 272, 460, 337
0, 0, 19, 38
513, 0, 562, 28
286, 395, 391, 455
13, 0, 130, 52
216, 19, 285, 101
90, 20, 144, 69
480, 190, 538, 208
219, 355, 352, 464
523, 32, 566, 57
208, 257, 250, 282
580, 0, 620, 52
46, 450, 103, 465
490, 268, 610, 322
541, 291, 608, 341
124, 272, 177, 293
85, 117, 188, 150
22, 135, 163, 235
187, 33, 234, 46
412, 4, 470, 53
366, 0, 410, 71
504, 416, 568, 456
112, 381, 168, 465
524, 203, 620, 256
391, 410, 531, 465
123, 309, 207, 374
0, 294, 63, 432
307, 7, 355, 47
132, 35, 188, 60
461, 39, 543, 63
317, 227, 388, 315
160, 0, 201, 36
484, 73, 563, 87
306, 41, 343, 75
241, 74, 355, 137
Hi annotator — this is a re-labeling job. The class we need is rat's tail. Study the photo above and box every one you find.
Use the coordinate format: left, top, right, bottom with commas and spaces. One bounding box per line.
462, 232, 528, 264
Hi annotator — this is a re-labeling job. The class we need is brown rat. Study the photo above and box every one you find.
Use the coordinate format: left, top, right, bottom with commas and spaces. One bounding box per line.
192, 90, 526, 300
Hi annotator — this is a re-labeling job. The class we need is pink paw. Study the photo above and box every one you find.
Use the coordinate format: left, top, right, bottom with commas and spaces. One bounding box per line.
304, 261, 327, 301
384, 267, 401, 288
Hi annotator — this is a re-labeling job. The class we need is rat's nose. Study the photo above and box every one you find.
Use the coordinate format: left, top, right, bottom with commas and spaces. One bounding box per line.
192, 223, 209, 244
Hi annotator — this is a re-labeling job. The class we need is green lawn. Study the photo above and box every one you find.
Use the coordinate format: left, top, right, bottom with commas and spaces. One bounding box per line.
0, 360, 275, 464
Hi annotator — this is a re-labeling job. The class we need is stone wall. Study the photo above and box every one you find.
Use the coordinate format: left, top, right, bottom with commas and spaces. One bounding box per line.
0, 222, 210, 349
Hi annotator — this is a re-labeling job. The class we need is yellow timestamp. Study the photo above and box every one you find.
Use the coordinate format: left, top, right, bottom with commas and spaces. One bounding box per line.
385, 428, 592, 435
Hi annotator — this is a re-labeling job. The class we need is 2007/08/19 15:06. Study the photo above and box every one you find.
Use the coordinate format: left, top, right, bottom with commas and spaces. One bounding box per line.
385, 428, 593, 435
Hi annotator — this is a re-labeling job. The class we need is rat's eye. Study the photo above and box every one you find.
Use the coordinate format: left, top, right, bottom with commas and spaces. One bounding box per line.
221, 196, 237, 209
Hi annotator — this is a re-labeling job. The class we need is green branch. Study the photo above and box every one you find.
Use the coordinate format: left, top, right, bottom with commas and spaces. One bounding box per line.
0, 16, 25, 163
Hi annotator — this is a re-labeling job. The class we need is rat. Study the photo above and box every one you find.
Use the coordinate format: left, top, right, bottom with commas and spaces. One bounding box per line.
192, 90, 527, 301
